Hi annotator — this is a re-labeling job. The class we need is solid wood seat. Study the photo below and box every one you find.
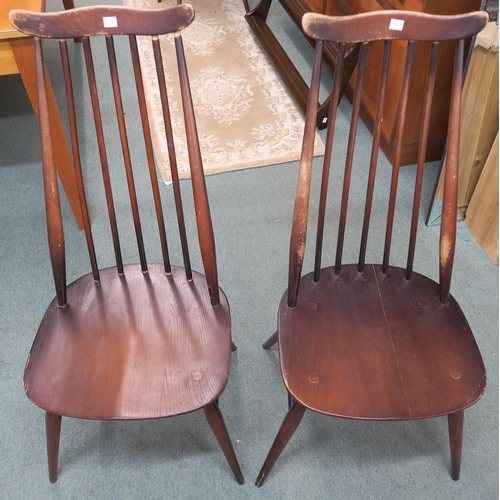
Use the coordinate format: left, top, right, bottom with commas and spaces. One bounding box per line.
280, 265, 486, 420
10, 4, 243, 485
26, 265, 232, 420
256, 9, 489, 487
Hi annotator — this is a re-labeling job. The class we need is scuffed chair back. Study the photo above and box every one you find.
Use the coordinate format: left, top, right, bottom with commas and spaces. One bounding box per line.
10, 5, 219, 307
289, 10, 488, 307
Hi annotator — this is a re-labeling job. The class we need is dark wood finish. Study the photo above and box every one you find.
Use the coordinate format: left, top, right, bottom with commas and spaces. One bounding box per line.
204, 402, 244, 484
45, 412, 61, 484
11, 5, 243, 484
448, 410, 465, 480
255, 402, 306, 487
26, 265, 233, 418
246, 0, 483, 164
1, 0, 84, 229
342, 0, 484, 167
245, 0, 359, 129
60, 0, 81, 42
257, 10, 488, 486
280, 265, 485, 418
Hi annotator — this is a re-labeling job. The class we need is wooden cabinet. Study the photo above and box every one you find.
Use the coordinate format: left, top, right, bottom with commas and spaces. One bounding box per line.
246, 0, 484, 166
340, 0, 484, 166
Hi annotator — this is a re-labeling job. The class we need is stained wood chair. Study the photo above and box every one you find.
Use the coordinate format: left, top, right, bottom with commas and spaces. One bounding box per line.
9, 5, 243, 485
256, 10, 488, 486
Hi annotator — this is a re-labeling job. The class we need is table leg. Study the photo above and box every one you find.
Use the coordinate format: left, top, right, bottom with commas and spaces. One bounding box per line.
10, 37, 84, 230
61, 0, 82, 42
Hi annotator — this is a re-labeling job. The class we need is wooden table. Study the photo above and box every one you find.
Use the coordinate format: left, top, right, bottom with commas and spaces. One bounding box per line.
1, 0, 84, 229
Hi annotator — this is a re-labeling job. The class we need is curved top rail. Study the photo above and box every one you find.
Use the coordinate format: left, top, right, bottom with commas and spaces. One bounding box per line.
9, 4, 195, 38
302, 10, 488, 44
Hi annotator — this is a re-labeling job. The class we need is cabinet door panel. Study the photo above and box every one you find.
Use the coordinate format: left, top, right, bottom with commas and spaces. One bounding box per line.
316, 0, 482, 165
378, 0, 425, 12
305, 0, 325, 13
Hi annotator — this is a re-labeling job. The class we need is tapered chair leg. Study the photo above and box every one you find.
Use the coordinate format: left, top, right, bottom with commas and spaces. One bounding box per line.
262, 330, 278, 349
448, 410, 464, 480
46, 411, 62, 483
203, 402, 244, 485
255, 401, 306, 487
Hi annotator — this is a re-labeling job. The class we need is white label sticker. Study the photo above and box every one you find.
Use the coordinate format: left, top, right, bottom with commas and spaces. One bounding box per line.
103, 16, 118, 28
389, 18, 405, 31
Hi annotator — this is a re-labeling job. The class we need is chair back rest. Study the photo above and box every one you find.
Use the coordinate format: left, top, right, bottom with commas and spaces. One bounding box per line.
10, 5, 221, 307
288, 10, 488, 307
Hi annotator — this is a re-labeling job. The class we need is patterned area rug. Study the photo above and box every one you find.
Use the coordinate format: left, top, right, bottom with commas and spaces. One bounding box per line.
123, 0, 324, 180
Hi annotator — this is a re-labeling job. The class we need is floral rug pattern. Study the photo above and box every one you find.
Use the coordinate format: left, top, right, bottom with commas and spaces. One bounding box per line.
124, 0, 324, 180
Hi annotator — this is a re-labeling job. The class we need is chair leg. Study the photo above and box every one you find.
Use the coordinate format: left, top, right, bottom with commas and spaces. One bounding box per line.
262, 330, 278, 349
231, 341, 237, 352
255, 401, 306, 487
448, 410, 464, 481
46, 411, 62, 483
203, 402, 244, 485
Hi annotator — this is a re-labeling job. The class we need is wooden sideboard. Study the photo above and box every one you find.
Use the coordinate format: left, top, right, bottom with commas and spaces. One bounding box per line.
246, 0, 485, 166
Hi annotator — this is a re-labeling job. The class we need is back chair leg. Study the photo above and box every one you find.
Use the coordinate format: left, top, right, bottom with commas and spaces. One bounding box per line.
255, 401, 306, 487
61, 0, 82, 42
448, 410, 464, 480
203, 402, 244, 485
262, 330, 278, 349
45, 411, 62, 483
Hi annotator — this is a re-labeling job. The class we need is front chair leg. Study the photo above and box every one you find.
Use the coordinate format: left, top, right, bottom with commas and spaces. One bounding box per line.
448, 410, 464, 480
255, 401, 306, 487
46, 411, 62, 483
203, 402, 244, 485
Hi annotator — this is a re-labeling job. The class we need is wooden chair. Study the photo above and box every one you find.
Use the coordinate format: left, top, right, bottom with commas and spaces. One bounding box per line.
9, 5, 244, 485
256, 10, 488, 486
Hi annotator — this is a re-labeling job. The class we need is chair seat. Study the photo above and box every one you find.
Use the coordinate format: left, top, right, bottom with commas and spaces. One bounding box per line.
24, 264, 232, 420
278, 264, 487, 420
